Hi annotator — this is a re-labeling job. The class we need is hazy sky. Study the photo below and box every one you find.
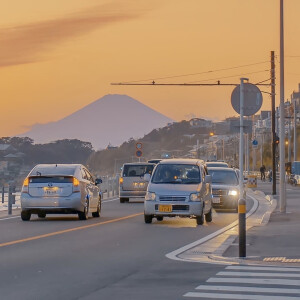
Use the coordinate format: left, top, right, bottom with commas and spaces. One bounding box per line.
1, 0, 300, 136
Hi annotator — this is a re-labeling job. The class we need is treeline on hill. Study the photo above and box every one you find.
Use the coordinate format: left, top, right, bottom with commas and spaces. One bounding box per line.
87, 120, 211, 175
0, 137, 93, 165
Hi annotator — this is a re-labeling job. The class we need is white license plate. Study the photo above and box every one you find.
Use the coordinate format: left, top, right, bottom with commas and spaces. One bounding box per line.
44, 188, 58, 196
212, 197, 220, 204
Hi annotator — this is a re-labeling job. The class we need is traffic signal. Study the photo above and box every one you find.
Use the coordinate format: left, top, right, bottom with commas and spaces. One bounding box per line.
275, 135, 279, 144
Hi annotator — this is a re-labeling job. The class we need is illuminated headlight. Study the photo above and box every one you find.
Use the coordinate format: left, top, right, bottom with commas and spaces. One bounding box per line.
228, 190, 238, 196
145, 192, 156, 201
190, 193, 201, 202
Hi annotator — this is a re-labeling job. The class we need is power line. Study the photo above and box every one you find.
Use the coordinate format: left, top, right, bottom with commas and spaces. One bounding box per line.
121, 60, 269, 84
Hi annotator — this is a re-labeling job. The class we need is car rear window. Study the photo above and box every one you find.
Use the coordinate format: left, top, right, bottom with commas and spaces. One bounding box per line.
29, 176, 73, 183
208, 170, 238, 185
122, 165, 154, 177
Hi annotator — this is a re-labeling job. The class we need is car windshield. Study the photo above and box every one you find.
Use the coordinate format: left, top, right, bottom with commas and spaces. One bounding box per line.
123, 164, 154, 177
151, 164, 201, 184
208, 169, 238, 185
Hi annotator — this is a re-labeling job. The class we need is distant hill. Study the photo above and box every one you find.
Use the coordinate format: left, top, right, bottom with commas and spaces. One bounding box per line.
19, 94, 174, 149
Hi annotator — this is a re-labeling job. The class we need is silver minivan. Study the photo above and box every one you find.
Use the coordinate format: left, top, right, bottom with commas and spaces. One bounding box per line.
119, 162, 155, 203
144, 159, 213, 225
20, 164, 102, 221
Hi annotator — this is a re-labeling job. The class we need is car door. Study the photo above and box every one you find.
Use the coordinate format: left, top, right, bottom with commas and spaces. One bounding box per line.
84, 169, 98, 209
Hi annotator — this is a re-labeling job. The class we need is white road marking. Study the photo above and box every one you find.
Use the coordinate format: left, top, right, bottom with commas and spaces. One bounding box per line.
226, 266, 300, 272
184, 292, 300, 299
217, 271, 300, 278
166, 194, 258, 261
0, 216, 20, 221
195, 285, 300, 294
207, 277, 300, 286
102, 198, 118, 203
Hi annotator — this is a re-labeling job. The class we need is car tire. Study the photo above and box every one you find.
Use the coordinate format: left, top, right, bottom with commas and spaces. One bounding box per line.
205, 209, 212, 222
92, 197, 101, 218
157, 216, 164, 221
21, 211, 31, 221
120, 198, 127, 203
144, 214, 153, 224
38, 213, 46, 218
78, 200, 89, 220
196, 212, 204, 225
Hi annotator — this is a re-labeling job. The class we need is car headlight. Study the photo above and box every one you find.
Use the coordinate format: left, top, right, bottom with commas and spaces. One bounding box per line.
190, 193, 201, 202
145, 192, 156, 201
228, 190, 238, 196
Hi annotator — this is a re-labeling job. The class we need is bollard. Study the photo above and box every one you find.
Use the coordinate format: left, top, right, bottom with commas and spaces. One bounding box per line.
8, 185, 12, 215
1, 186, 4, 204
238, 198, 246, 258
11, 186, 16, 204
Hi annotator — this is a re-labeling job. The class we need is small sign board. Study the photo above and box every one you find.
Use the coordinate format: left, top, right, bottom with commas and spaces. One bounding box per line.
252, 140, 258, 146
136, 142, 143, 150
136, 150, 143, 158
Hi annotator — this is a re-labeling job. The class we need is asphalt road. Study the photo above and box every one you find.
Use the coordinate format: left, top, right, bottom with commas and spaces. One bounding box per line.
0, 198, 254, 300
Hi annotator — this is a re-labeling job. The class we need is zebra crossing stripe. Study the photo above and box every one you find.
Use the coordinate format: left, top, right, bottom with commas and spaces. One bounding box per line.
184, 292, 300, 299
207, 277, 300, 286
195, 285, 300, 294
217, 271, 300, 278
226, 266, 300, 272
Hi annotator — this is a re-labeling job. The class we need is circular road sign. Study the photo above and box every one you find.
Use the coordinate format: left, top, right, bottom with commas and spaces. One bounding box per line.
136, 150, 143, 158
231, 83, 263, 116
252, 139, 258, 146
136, 142, 143, 150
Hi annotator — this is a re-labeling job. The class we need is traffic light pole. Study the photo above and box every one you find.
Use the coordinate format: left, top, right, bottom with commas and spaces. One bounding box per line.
271, 51, 276, 195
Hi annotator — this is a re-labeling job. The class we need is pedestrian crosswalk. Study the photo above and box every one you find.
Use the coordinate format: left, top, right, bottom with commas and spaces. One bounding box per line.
184, 265, 300, 299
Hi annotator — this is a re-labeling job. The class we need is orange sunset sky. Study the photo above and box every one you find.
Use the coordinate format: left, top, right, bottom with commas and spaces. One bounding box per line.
1, 0, 300, 137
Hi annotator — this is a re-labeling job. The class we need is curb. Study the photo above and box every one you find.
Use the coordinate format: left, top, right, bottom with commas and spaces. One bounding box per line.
166, 189, 287, 266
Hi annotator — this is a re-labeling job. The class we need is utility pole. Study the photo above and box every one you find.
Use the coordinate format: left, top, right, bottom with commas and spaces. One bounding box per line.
294, 97, 298, 161
279, 0, 286, 212
271, 51, 276, 195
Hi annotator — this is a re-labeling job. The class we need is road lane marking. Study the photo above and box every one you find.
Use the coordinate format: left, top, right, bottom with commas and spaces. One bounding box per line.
226, 266, 300, 272
0, 212, 143, 248
0, 216, 20, 221
184, 292, 299, 299
102, 198, 118, 203
217, 271, 300, 278
195, 285, 300, 294
207, 277, 300, 286
166, 194, 258, 261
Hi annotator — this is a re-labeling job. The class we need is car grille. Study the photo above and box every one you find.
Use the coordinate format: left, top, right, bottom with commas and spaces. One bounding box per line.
155, 204, 189, 211
159, 196, 186, 201
212, 189, 228, 196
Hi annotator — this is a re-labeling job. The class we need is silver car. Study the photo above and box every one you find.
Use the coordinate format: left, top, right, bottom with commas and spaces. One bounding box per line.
207, 167, 240, 212
119, 162, 155, 203
144, 159, 213, 225
20, 164, 102, 221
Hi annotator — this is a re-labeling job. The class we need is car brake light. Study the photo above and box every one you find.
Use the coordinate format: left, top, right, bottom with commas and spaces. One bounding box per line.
22, 178, 29, 193
73, 177, 80, 193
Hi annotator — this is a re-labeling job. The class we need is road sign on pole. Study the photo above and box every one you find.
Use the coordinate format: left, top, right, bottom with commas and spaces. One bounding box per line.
231, 83, 263, 116
135, 150, 143, 158
136, 142, 143, 150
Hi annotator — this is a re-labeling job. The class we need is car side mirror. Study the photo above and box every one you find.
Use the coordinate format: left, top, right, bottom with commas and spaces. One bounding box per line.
204, 175, 212, 183
95, 178, 102, 185
144, 173, 151, 182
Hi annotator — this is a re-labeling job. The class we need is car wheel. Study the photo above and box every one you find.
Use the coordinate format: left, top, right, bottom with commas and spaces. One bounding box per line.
21, 211, 31, 221
38, 213, 46, 218
205, 209, 212, 222
78, 200, 89, 220
144, 214, 153, 224
120, 198, 126, 203
196, 212, 204, 225
92, 197, 101, 218
157, 216, 164, 221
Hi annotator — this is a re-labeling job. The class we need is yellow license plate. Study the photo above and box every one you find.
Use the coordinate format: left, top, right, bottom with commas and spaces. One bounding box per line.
159, 205, 172, 212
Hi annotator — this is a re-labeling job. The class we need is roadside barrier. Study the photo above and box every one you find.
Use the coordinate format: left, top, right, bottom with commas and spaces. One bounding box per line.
247, 175, 257, 188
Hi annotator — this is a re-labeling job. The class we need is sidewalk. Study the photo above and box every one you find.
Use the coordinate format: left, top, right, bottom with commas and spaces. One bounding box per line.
169, 181, 300, 266
224, 181, 300, 264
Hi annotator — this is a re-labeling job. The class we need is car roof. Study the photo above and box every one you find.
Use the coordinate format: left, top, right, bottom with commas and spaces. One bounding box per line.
207, 167, 235, 172
159, 158, 205, 165
123, 162, 154, 166
206, 161, 228, 165
30, 164, 81, 176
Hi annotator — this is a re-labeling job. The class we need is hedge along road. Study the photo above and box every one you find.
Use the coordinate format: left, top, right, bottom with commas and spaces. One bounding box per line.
0, 197, 253, 300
